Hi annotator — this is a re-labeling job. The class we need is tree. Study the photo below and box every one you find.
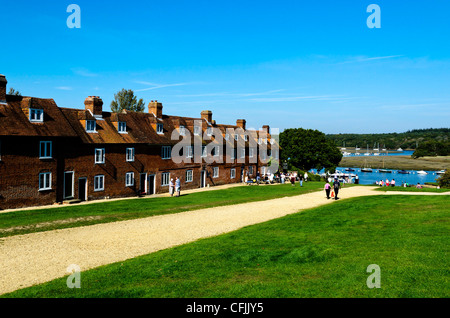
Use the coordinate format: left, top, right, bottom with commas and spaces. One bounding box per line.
280, 128, 343, 172
8, 88, 21, 96
110, 89, 145, 113
437, 170, 450, 189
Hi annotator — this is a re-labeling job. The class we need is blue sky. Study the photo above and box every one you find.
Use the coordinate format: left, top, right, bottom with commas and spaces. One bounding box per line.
2, 0, 450, 134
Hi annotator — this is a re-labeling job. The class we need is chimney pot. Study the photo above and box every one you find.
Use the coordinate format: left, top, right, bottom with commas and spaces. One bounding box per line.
201, 110, 213, 123
149, 100, 163, 118
84, 96, 103, 116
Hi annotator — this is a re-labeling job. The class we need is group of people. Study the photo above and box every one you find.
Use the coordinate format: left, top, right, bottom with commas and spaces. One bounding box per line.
324, 178, 341, 200
169, 177, 181, 197
376, 178, 396, 187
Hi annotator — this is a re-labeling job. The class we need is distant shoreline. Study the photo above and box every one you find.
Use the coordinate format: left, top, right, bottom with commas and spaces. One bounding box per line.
339, 155, 450, 171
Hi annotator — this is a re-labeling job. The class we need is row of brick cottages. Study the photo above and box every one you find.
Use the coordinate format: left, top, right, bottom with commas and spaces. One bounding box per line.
0, 75, 279, 210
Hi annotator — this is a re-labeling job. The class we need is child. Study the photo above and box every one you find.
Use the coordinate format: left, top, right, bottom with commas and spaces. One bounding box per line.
324, 182, 331, 199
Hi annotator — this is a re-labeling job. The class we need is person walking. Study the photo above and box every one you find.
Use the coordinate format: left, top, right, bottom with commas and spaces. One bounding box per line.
175, 177, 181, 197
299, 174, 304, 187
290, 174, 295, 186
391, 179, 395, 187
324, 181, 331, 199
355, 174, 359, 184
333, 178, 341, 200
304, 172, 308, 182
169, 178, 174, 197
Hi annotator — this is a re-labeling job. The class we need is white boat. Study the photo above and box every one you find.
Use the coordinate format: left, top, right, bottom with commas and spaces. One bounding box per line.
373, 152, 380, 156
436, 170, 446, 175
397, 148, 403, 151
417, 170, 428, 175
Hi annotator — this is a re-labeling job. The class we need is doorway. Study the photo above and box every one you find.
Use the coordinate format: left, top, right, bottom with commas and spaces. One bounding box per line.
147, 174, 155, 195
200, 170, 206, 188
140, 173, 147, 195
64, 171, 74, 199
78, 178, 87, 201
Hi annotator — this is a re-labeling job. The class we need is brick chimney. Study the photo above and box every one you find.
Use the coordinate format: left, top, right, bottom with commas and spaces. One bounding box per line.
84, 96, 103, 116
149, 100, 163, 118
262, 125, 270, 134
201, 110, 212, 123
0, 74, 7, 103
236, 119, 246, 130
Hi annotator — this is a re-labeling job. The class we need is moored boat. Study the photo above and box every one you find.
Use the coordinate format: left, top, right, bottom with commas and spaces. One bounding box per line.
436, 170, 446, 175
417, 170, 428, 175
397, 170, 409, 174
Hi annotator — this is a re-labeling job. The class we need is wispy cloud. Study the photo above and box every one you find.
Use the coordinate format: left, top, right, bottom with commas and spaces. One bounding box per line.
71, 68, 99, 77
134, 81, 192, 92
175, 89, 286, 98
55, 86, 73, 91
336, 55, 404, 65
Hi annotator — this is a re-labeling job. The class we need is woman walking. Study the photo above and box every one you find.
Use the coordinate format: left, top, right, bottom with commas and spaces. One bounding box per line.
169, 178, 174, 197
324, 181, 331, 199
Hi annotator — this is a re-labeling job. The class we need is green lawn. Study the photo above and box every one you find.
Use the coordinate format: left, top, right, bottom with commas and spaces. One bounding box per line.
0, 182, 323, 238
4, 195, 448, 298
374, 186, 449, 193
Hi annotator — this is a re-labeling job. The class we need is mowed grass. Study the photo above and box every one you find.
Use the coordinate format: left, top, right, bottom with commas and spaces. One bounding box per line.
4, 195, 449, 298
0, 182, 323, 238
375, 186, 450, 193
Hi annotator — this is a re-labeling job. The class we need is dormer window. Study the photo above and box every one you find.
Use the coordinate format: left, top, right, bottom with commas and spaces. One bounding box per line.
225, 133, 230, 141
234, 134, 238, 141
86, 120, 96, 133
179, 125, 186, 136
118, 122, 127, 133
29, 108, 44, 123
207, 127, 212, 136
157, 123, 164, 134
194, 126, 201, 136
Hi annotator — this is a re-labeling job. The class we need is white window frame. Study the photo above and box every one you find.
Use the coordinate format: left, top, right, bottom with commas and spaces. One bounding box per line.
86, 120, 97, 133
186, 170, 193, 183
234, 134, 239, 141
29, 108, 44, 123
201, 145, 207, 158
161, 146, 171, 159
94, 175, 105, 191
240, 148, 245, 159
125, 172, 134, 187
186, 145, 193, 158
39, 141, 52, 159
249, 148, 254, 158
214, 145, 220, 157
39, 172, 52, 191
179, 125, 186, 136
95, 148, 105, 164
225, 133, 230, 141
161, 172, 170, 186
213, 167, 219, 178
206, 127, 212, 136
118, 121, 127, 134
157, 123, 164, 134
230, 168, 236, 179
194, 126, 201, 136
249, 166, 254, 175
126, 147, 135, 162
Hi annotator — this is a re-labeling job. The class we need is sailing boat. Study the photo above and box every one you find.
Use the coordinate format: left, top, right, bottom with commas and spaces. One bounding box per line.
361, 159, 373, 172
379, 157, 391, 173
364, 144, 370, 156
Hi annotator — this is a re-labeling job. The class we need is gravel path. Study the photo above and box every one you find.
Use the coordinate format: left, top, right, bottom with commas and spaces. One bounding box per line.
0, 186, 447, 295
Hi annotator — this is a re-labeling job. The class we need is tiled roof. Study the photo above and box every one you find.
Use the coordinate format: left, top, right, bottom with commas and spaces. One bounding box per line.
0, 96, 78, 137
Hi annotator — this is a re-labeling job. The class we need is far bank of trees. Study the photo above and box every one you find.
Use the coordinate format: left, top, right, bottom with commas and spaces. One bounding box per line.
412, 140, 450, 158
326, 128, 449, 150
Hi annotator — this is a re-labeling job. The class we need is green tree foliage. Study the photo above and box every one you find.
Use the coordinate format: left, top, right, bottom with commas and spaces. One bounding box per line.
326, 128, 450, 150
437, 170, 450, 189
412, 140, 450, 158
110, 89, 145, 113
280, 128, 343, 172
